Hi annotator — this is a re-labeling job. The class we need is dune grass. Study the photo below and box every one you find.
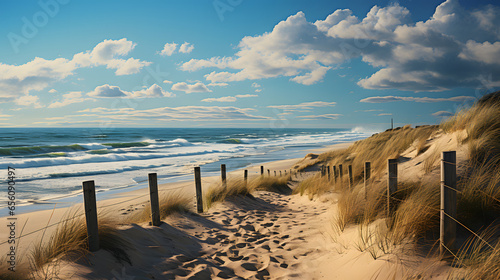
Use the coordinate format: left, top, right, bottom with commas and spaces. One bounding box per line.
128, 191, 191, 223
30, 209, 130, 276
298, 94, 500, 268
204, 175, 292, 210
293, 173, 333, 200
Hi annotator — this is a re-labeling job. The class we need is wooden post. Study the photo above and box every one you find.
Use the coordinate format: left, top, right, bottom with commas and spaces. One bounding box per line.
194, 167, 203, 213
339, 164, 343, 187
268, 169, 270, 176
221, 164, 227, 189
348, 165, 353, 189
274, 171, 276, 177
387, 159, 398, 217
280, 170, 282, 176
260, 166, 264, 176
82, 180, 99, 252
327, 166, 331, 181
364, 162, 371, 199
148, 173, 161, 226
244, 169, 248, 183
440, 151, 457, 256
333, 166, 337, 183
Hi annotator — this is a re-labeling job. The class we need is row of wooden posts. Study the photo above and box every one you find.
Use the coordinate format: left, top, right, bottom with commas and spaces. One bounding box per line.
82, 152, 457, 257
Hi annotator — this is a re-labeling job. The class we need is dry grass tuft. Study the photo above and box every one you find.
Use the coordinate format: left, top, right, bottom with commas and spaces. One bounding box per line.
204, 179, 254, 210
293, 173, 333, 200
250, 174, 292, 194
128, 191, 191, 223
30, 209, 130, 274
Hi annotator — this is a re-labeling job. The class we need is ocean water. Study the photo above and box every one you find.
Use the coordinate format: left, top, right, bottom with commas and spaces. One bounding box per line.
0, 127, 370, 214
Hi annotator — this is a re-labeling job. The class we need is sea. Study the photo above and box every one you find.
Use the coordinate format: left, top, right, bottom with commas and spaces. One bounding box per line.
0, 127, 371, 215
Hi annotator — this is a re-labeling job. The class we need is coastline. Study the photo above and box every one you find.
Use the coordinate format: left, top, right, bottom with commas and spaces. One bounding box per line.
0, 142, 354, 262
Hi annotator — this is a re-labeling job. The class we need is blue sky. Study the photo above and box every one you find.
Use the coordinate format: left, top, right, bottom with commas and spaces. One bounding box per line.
0, 0, 499, 130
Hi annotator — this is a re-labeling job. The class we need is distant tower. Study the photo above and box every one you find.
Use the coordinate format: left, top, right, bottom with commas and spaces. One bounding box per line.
391, 118, 393, 130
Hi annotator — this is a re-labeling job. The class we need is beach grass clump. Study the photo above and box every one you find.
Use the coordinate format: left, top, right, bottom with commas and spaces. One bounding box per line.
205, 175, 292, 209
204, 179, 254, 209
250, 174, 292, 194
449, 228, 500, 280
30, 210, 130, 273
293, 173, 333, 200
128, 191, 191, 223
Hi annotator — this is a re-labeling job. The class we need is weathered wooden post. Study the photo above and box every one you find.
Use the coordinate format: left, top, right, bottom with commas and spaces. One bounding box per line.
82, 180, 99, 252
274, 171, 276, 177
327, 166, 331, 181
364, 162, 371, 199
148, 173, 161, 226
221, 164, 227, 189
268, 169, 270, 176
244, 169, 248, 183
339, 164, 343, 187
194, 167, 203, 213
387, 159, 398, 217
440, 151, 457, 256
260, 166, 264, 176
333, 166, 337, 183
348, 165, 353, 189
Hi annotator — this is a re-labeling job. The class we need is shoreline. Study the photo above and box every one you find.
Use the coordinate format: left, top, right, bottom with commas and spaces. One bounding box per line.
0, 142, 353, 260
3, 141, 354, 217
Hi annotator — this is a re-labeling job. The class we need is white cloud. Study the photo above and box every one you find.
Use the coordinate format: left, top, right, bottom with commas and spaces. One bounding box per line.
297, 114, 342, 120
378, 113, 393, 116
72, 38, 151, 75
163, 80, 173, 84
159, 42, 178, 56
77, 106, 270, 121
251, 83, 261, 88
48, 89, 57, 93
158, 41, 194, 56
171, 82, 212, 93
0, 38, 150, 104
432, 110, 454, 117
180, 1, 500, 91
48, 91, 94, 108
268, 101, 336, 111
15, 95, 42, 108
235, 94, 258, 98
208, 82, 228, 87
87, 84, 173, 98
360, 95, 475, 103
201, 96, 237, 102
255, 89, 262, 93
179, 42, 195, 53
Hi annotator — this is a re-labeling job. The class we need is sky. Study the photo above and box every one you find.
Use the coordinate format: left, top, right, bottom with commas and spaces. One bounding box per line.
0, 0, 499, 130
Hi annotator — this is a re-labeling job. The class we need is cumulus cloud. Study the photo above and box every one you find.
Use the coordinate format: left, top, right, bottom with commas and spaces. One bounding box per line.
15, 95, 42, 108
179, 42, 195, 53
158, 41, 194, 56
163, 80, 173, 84
432, 110, 454, 117
0, 38, 150, 104
180, 0, 500, 91
267, 101, 336, 111
48, 91, 94, 108
87, 84, 173, 98
48, 89, 57, 93
208, 82, 228, 87
360, 95, 475, 103
72, 38, 151, 75
201, 96, 237, 102
297, 114, 342, 120
171, 82, 212, 93
159, 42, 178, 56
